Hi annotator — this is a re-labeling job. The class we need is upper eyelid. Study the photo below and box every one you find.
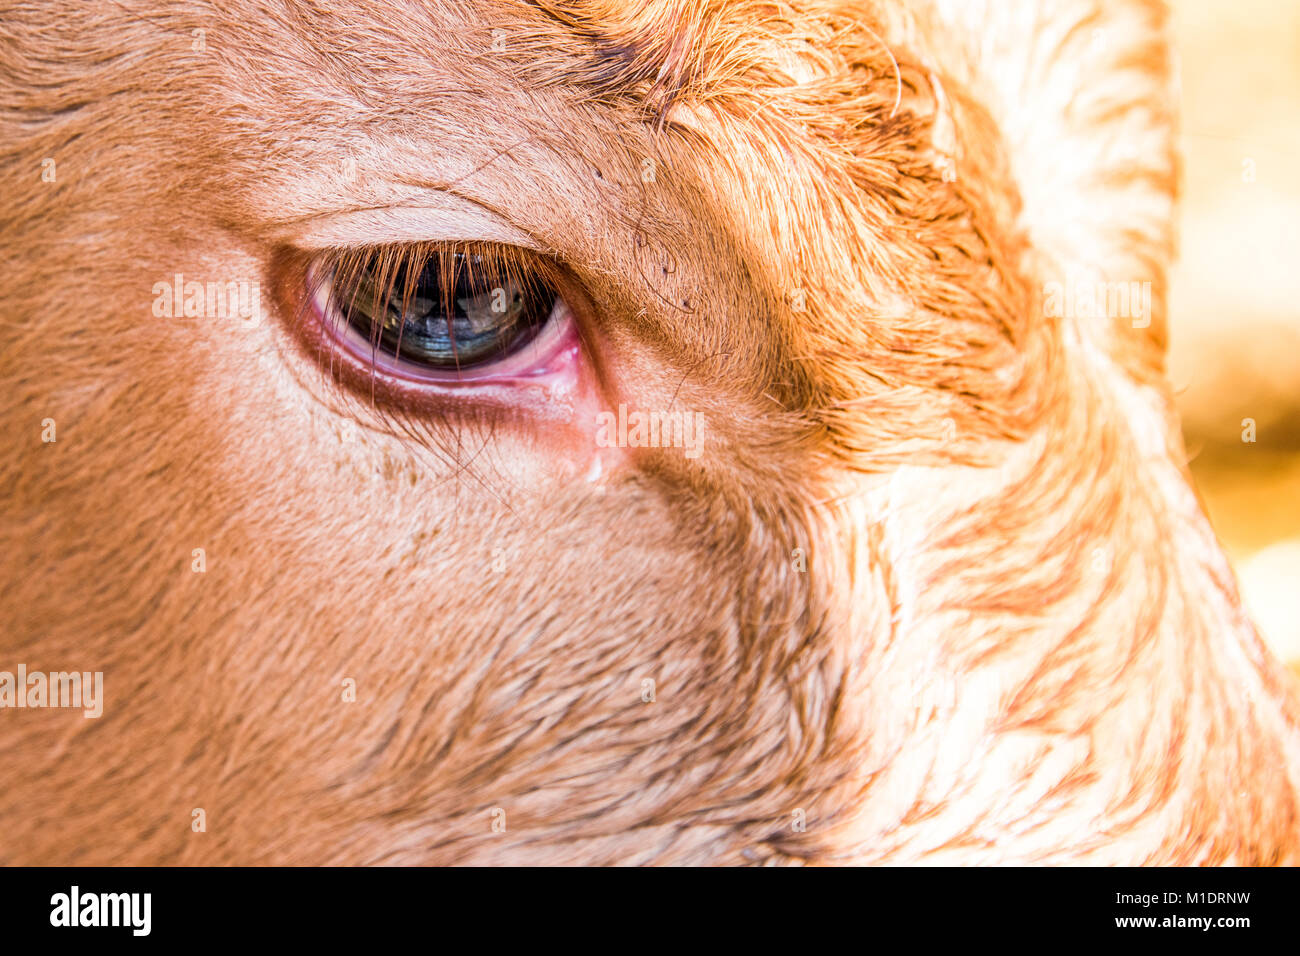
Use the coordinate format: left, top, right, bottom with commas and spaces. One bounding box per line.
312, 238, 572, 303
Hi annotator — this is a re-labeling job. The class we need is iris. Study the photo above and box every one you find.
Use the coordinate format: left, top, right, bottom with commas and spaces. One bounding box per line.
334, 250, 558, 370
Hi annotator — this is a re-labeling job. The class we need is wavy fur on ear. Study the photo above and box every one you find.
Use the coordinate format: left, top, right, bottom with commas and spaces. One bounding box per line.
924, 0, 1178, 381
0, 0, 1296, 865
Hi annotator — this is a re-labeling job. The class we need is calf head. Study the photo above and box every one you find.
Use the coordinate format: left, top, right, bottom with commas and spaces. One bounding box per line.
2, 0, 1298, 863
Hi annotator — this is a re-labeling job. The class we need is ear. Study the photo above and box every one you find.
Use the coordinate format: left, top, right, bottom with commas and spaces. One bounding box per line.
921, 0, 1178, 385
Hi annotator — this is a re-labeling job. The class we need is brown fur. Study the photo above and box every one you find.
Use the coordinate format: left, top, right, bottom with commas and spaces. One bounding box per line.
1, 0, 1297, 864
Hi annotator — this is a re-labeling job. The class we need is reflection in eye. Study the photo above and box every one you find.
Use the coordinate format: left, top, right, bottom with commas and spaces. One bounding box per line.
323, 243, 561, 373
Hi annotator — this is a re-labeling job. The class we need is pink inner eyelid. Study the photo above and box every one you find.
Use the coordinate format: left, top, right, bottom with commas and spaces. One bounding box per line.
310, 272, 582, 386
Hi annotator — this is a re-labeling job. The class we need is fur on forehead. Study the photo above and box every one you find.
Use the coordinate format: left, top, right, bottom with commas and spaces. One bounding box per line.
489, 0, 1177, 465
506, 2, 1042, 467
526, 0, 1177, 374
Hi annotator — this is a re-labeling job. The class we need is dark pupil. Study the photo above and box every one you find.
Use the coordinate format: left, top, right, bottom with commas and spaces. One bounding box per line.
343, 254, 555, 368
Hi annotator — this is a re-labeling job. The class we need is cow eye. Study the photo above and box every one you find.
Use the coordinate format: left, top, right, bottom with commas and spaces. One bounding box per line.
313, 243, 566, 380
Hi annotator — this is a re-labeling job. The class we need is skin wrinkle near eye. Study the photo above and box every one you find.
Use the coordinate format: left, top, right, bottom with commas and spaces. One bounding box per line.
232, 117, 570, 256
210, 81, 688, 338
267, 196, 542, 251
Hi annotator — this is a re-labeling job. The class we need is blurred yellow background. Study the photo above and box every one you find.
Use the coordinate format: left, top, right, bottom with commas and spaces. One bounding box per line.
1170, 0, 1300, 672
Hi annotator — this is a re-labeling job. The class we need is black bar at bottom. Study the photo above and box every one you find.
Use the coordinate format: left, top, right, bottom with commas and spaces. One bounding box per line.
0, 866, 1288, 944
